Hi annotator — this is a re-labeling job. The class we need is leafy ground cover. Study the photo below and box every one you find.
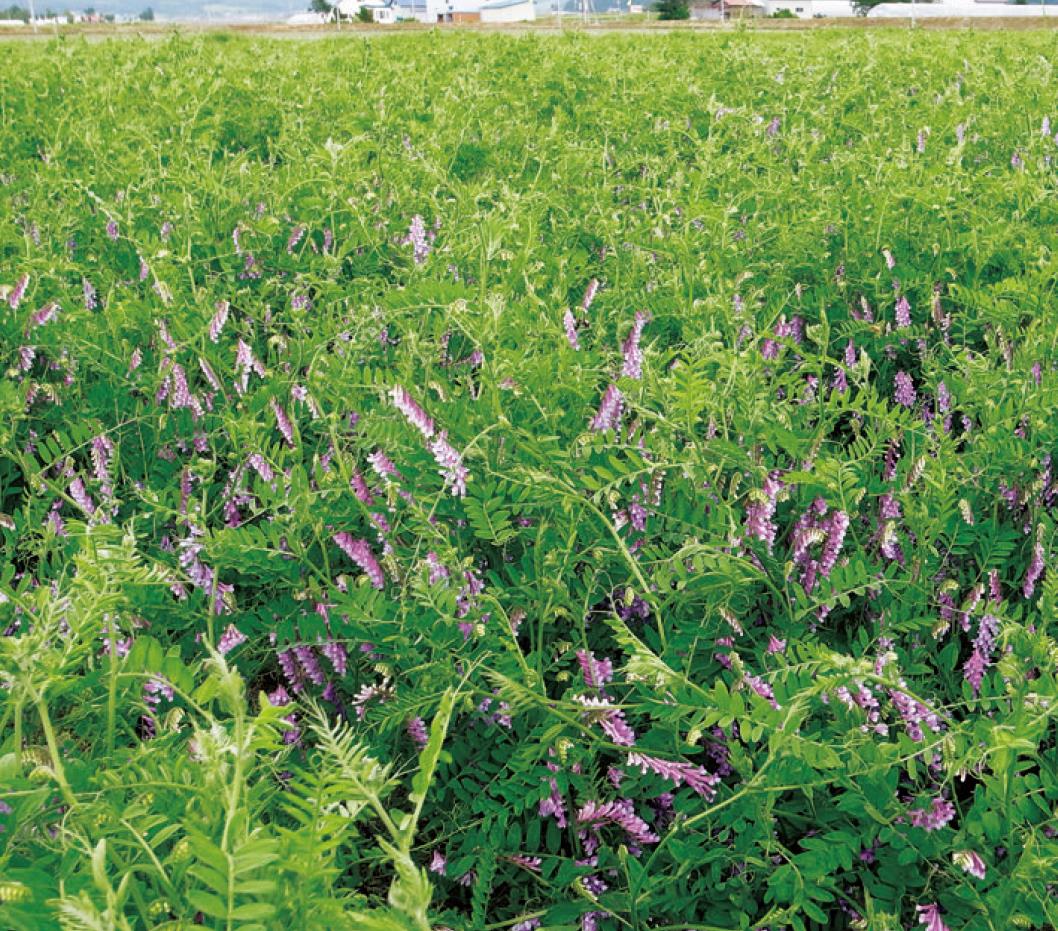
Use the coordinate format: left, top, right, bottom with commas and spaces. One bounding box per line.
2, 27, 1058, 931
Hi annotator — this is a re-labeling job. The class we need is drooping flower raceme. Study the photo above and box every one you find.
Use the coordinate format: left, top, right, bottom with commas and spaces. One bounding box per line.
30, 302, 59, 329
894, 371, 917, 408
9, 273, 28, 310
964, 613, 999, 696
576, 799, 659, 852
390, 385, 468, 496
209, 301, 229, 342
895, 295, 911, 329
625, 751, 720, 800
621, 310, 650, 380
271, 399, 295, 447
573, 695, 636, 746
401, 214, 435, 265
744, 472, 784, 554
582, 278, 599, 311
428, 431, 469, 498
332, 533, 386, 590
576, 650, 614, 690
563, 308, 580, 350
234, 339, 265, 395
590, 383, 623, 433
391, 384, 435, 439
1023, 535, 1045, 599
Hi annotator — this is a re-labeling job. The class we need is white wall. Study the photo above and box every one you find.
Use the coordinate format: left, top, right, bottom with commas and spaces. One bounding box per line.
868, 1, 1054, 14
764, 0, 855, 15
480, 0, 536, 20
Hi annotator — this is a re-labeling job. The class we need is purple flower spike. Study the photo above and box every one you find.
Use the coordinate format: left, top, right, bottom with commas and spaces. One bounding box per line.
563, 308, 581, 350
401, 215, 434, 265
9, 273, 29, 310
333, 533, 385, 589
391, 385, 435, 439
576, 649, 614, 690
428, 431, 469, 497
621, 310, 650, 380
745, 472, 783, 553
894, 371, 916, 408
407, 717, 428, 749
625, 751, 720, 800
895, 295, 911, 329
590, 383, 623, 433
271, 399, 296, 447
964, 613, 999, 696
1023, 538, 1045, 599
582, 278, 599, 311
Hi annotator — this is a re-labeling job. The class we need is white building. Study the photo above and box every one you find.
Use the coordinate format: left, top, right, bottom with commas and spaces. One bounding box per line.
287, 10, 330, 22
764, 0, 854, 15
756, 0, 1053, 16
332, 0, 403, 20
365, 0, 399, 19
394, 0, 434, 20
480, 0, 550, 20
866, 1, 1054, 14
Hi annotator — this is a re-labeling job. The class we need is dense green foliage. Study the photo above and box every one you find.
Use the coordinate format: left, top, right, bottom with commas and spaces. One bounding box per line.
653, 0, 690, 21
2, 27, 1058, 931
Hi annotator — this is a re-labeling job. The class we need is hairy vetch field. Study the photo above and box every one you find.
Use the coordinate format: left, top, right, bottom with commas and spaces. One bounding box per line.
2, 27, 1058, 931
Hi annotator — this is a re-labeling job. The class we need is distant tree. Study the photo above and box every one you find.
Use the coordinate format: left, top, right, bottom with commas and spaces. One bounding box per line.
138, 5, 153, 17
356, 5, 373, 20
309, 0, 333, 13
83, 5, 94, 12
0, 4, 30, 20
654, 0, 689, 17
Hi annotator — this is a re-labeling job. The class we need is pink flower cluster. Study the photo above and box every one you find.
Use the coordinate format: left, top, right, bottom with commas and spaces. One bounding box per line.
908, 795, 956, 832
